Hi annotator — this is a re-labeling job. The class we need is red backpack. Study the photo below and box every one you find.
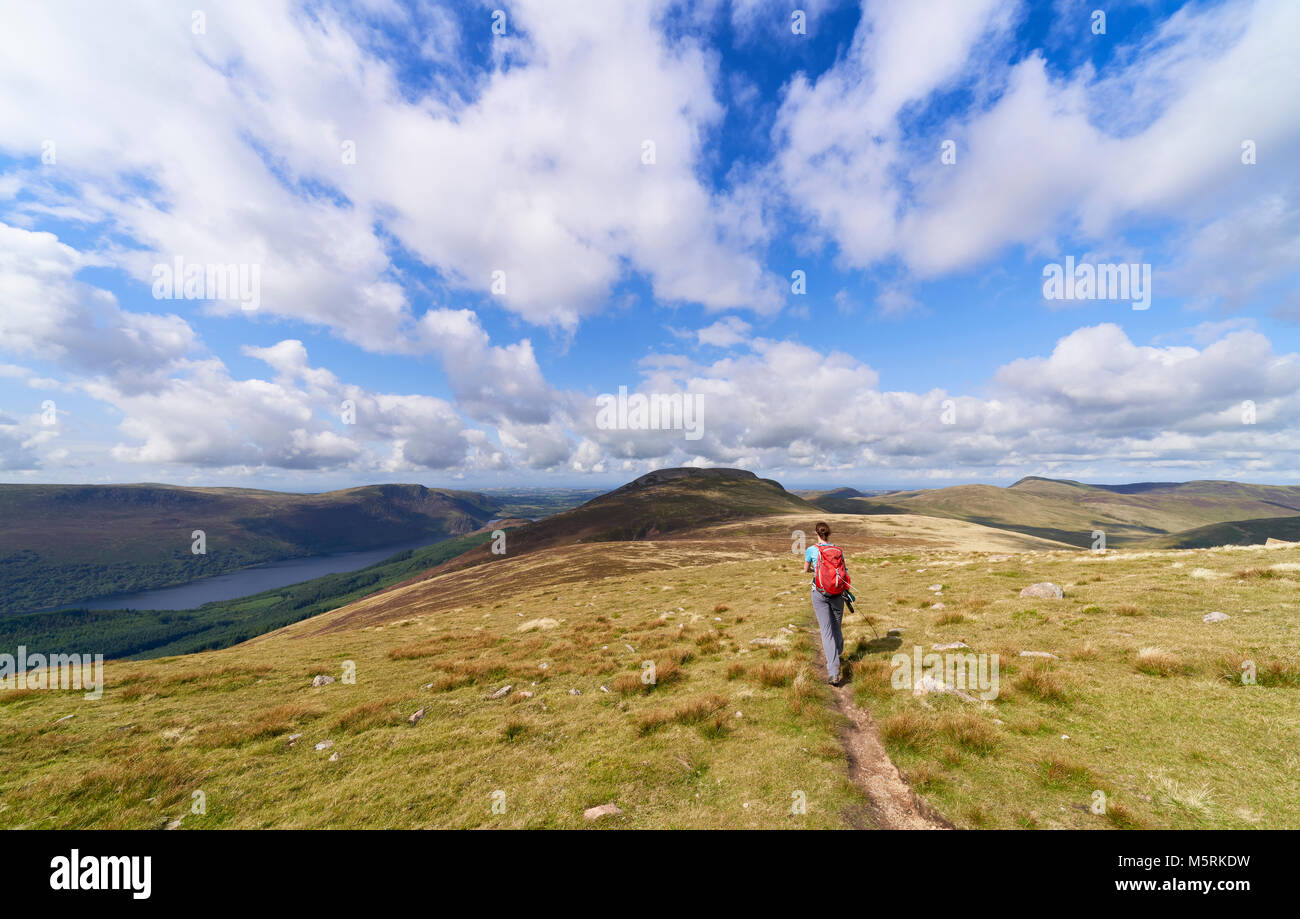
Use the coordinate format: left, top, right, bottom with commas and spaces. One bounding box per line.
813, 544, 850, 595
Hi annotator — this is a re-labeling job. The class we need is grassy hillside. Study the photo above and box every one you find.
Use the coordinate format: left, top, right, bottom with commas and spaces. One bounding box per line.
1143, 515, 1300, 549
0, 531, 495, 661
819, 476, 1300, 548
0, 483, 497, 614
2, 511, 1294, 829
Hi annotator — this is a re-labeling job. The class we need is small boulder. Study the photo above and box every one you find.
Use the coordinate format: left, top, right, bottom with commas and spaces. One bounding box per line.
932, 641, 969, 651
1202, 611, 1231, 623
409, 708, 426, 725
328, 752, 340, 762
583, 803, 621, 821
1019, 582, 1064, 599
314, 739, 334, 751
568, 688, 582, 696
487, 685, 513, 699
311, 675, 336, 687
931, 602, 947, 611
287, 733, 303, 747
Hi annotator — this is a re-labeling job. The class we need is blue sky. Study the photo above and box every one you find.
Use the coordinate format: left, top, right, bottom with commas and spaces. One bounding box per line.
1, 0, 1298, 491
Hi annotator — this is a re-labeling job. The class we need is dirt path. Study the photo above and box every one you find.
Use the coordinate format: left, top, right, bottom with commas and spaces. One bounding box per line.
812, 629, 952, 830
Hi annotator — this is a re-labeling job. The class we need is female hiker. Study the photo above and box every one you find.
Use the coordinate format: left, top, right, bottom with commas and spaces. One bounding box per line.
803, 521, 850, 685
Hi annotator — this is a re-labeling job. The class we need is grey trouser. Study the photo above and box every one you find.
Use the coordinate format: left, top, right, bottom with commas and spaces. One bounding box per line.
811, 588, 845, 680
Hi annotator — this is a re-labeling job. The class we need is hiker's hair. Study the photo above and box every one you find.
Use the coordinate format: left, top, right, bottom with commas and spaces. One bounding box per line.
815, 521, 831, 541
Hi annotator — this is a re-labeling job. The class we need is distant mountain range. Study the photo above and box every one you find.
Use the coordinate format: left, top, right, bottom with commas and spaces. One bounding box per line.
809, 476, 1300, 548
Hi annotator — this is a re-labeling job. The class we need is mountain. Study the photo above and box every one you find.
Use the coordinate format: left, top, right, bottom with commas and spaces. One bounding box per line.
380, 467, 820, 587
812, 476, 1300, 548
0, 483, 497, 614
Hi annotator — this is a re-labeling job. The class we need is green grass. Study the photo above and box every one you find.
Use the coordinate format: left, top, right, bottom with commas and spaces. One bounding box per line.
3, 509, 1296, 829
845, 541, 1300, 828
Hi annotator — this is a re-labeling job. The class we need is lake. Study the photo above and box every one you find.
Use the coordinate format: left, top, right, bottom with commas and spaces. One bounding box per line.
41, 537, 441, 612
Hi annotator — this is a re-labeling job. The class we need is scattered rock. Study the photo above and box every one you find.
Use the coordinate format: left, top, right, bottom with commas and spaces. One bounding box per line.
1019, 651, 1059, 660
409, 708, 426, 725
328, 752, 340, 762
287, 733, 303, 747
311, 675, 336, 687
1019, 582, 1064, 599
1202, 611, 1231, 623
583, 803, 621, 821
931, 602, 947, 611
932, 641, 969, 651
314, 739, 334, 751
517, 690, 534, 699
487, 685, 513, 700
600, 685, 611, 693
927, 584, 943, 592
568, 688, 582, 696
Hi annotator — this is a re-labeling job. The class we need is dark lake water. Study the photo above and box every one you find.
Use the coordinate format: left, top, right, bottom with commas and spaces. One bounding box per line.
44, 537, 440, 612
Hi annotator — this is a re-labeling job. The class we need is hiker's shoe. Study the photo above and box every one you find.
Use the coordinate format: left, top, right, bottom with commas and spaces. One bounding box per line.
827, 672, 841, 686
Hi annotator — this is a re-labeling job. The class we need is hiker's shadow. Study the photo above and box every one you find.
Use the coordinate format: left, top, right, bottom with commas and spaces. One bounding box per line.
848, 632, 902, 659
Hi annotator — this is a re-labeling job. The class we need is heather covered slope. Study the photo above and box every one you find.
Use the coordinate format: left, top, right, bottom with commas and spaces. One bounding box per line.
0, 483, 496, 614
817, 477, 1300, 548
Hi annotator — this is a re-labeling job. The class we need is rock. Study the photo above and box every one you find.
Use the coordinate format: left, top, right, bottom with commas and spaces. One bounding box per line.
517, 691, 534, 699
927, 584, 943, 592
311, 675, 336, 687
1202, 611, 1231, 623
568, 688, 582, 696
409, 708, 426, 724
1019, 582, 1064, 599
912, 674, 949, 697
932, 642, 969, 651
583, 803, 622, 821
165, 818, 183, 830
1265, 538, 1294, 546
1019, 650, 1059, 660
287, 733, 303, 746
328, 752, 340, 762
931, 602, 947, 611
487, 685, 513, 699
314, 740, 334, 751
600, 686, 611, 693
